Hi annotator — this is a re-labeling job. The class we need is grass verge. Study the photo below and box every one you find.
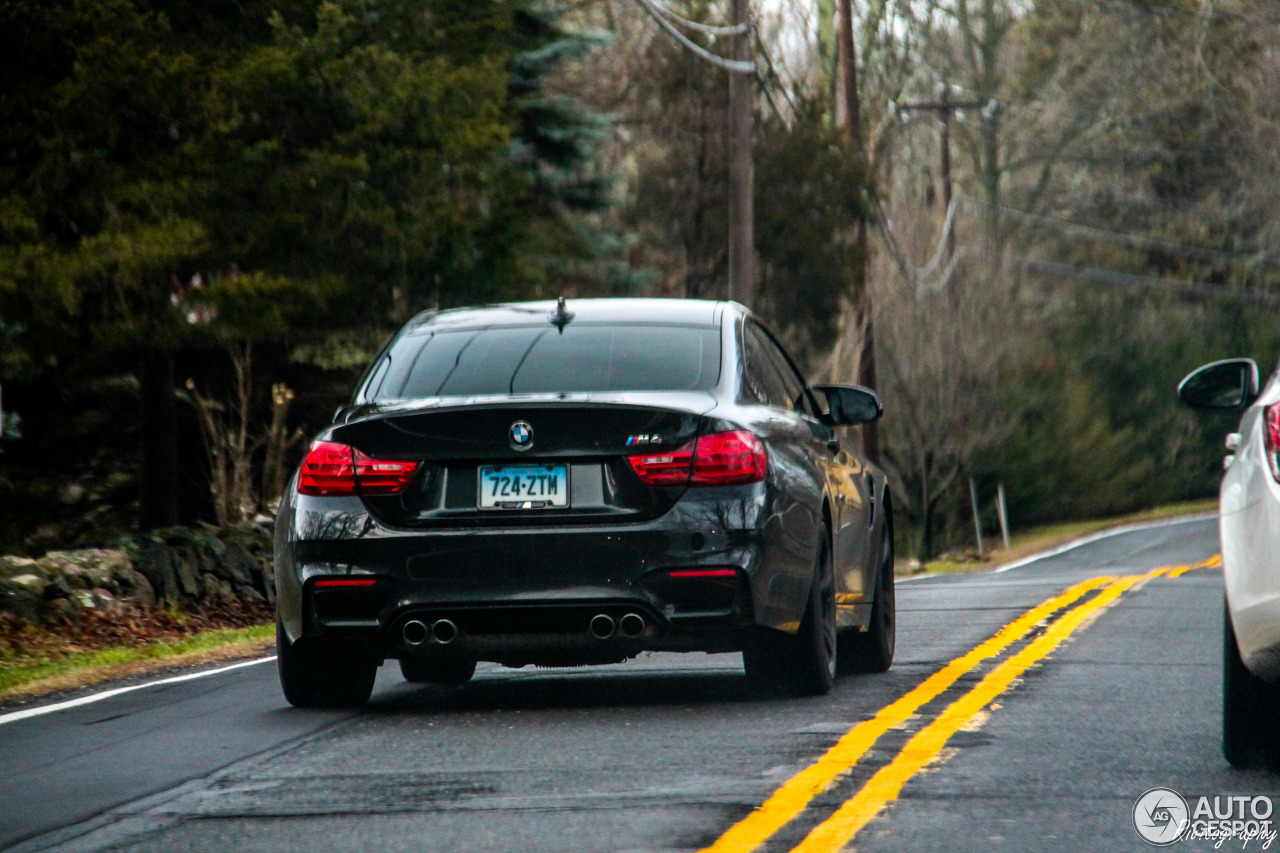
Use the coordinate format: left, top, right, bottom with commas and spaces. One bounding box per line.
0, 623, 274, 704
2, 499, 1218, 704
904, 498, 1218, 576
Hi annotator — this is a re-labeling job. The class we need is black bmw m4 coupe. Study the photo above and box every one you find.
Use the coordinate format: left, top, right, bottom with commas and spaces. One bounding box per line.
274, 298, 895, 706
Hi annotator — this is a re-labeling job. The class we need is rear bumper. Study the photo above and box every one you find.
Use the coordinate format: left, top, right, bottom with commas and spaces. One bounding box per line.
274, 490, 789, 665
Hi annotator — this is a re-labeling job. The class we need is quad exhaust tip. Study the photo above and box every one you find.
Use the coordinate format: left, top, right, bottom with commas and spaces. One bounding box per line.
402, 620, 428, 646
589, 614, 616, 640
619, 612, 646, 638
402, 618, 458, 646
412, 614, 639, 644
431, 619, 458, 645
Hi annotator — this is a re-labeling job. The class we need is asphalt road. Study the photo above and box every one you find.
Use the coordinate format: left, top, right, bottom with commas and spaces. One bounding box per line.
3, 515, 1274, 852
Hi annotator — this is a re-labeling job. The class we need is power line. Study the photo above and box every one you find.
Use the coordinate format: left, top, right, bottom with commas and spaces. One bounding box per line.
632, 0, 755, 73
1059, 0, 1280, 26
645, 0, 749, 36
631, 0, 757, 304
966, 196, 1280, 271
872, 196, 963, 298
752, 27, 796, 122
1012, 256, 1280, 304
755, 69, 786, 124
874, 208, 1277, 305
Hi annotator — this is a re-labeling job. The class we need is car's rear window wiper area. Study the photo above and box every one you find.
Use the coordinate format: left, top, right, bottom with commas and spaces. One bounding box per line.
367, 324, 721, 400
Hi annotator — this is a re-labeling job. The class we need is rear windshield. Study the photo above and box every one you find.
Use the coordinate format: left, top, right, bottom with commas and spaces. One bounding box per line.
365, 324, 722, 400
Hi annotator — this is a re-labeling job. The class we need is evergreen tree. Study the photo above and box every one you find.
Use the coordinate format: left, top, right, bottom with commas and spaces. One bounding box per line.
754, 97, 867, 372
0, 0, 623, 542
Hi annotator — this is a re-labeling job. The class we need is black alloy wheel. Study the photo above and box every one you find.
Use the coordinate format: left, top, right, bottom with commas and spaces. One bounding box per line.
399, 656, 477, 685
744, 529, 836, 696
840, 523, 896, 674
1223, 597, 1279, 767
276, 619, 378, 709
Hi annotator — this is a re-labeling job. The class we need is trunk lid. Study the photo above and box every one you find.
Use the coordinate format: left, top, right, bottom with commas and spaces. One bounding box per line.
329, 392, 716, 526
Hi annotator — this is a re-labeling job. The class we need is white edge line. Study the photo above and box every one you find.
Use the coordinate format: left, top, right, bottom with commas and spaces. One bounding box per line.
991, 512, 1217, 573
896, 511, 1217, 583
0, 656, 276, 727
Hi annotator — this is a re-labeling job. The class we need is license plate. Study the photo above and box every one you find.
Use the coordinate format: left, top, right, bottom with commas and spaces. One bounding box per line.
478, 465, 570, 509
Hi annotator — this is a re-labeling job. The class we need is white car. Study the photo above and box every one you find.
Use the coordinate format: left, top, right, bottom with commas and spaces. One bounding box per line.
1180, 358, 1280, 767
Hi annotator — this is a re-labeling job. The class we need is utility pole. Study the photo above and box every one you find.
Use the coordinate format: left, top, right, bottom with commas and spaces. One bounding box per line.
837, 0, 861, 149
632, 0, 757, 306
838, 0, 878, 464
903, 87, 985, 262
728, 0, 754, 307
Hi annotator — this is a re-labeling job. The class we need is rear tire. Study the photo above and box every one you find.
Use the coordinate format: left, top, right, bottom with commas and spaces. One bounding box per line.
744, 530, 836, 697
399, 656, 476, 685
840, 523, 896, 674
1223, 598, 1279, 767
276, 619, 377, 709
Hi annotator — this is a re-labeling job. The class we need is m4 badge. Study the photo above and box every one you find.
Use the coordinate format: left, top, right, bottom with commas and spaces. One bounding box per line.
626, 434, 663, 446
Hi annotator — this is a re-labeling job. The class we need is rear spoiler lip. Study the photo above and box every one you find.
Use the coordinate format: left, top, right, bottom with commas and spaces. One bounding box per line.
344, 391, 720, 422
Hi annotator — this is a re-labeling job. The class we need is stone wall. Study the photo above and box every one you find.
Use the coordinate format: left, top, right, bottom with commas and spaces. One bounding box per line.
0, 525, 274, 626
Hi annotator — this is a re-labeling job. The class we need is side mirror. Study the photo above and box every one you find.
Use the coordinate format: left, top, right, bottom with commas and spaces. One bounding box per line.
813, 384, 883, 426
1177, 358, 1259, 414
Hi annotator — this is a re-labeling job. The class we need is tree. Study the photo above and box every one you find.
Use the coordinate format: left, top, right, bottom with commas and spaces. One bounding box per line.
616, 1, 733, 299
873, 255, 1019, 558
0, 0, 219, 530
0, 0, 627, 543
195, 0, 627, 320
754, 97, 867, 371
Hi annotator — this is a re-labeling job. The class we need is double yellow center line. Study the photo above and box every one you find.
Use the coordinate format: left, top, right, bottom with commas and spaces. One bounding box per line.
704, 556, 1221, 853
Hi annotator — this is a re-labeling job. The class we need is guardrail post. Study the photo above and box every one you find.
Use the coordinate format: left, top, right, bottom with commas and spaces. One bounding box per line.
997, 482, 1011, 551
970, 477, 983, 558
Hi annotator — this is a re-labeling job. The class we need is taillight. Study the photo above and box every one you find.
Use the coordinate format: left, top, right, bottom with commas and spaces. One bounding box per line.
1264, 402, 1280, 481
297, 441, 419, 496
627, 430, 767, 487
298, 441, 356, 495
627, 444, 695, 485
690, 430, 767, 485
352, 448, 420, 494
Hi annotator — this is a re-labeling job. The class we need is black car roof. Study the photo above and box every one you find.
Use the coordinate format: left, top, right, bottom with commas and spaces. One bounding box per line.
403, 298, 732, 333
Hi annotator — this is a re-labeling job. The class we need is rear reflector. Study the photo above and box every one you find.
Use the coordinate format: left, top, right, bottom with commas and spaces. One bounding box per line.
1265, 402, 1280, 481
298, 440, 419, 496
669, 569, 738, 578
314, 578, 378, 588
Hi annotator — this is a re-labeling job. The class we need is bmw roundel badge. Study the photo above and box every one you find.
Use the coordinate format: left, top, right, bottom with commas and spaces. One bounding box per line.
509, 421, 534, 450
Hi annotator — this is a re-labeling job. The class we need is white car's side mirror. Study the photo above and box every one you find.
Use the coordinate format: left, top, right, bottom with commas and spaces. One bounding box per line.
1179, 359, 1260, 414
1226, 433, 1243, 452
